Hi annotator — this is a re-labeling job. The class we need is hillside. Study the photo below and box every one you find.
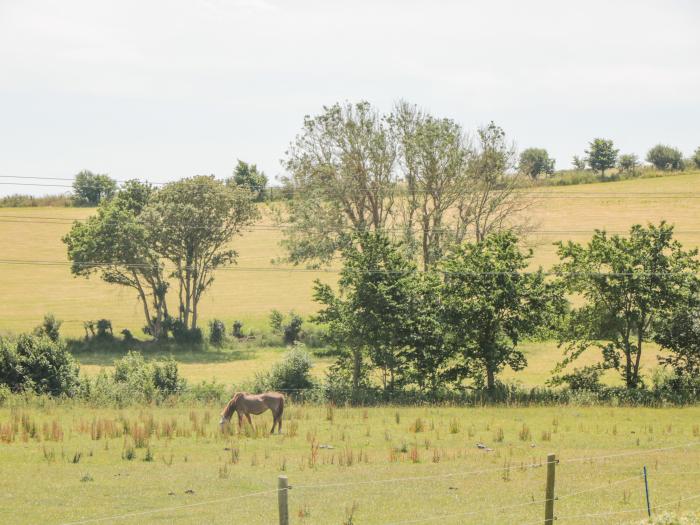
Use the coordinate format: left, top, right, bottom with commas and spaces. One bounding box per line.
1, 171, 698, 338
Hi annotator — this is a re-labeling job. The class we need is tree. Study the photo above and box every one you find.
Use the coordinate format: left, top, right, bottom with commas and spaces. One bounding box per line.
313, 232, 417, 393
457, 122, 533, 243
229, 160, 268, 201
519, 148, 555, 179
646, 144, 684, 171
655, 305, 700, 378
142, 176, 259, 330
401, 270, 451, 393
63, 181, 171, 338
555, 222, 699, 388
693, 147, 700, 169
585, 139, 618, 176
618, 153, 639, 174
280, 101, 399, 266
572, 156, 587, 170
440, 232, 563, 391
390, 101, 469, 268
72, 170, 117, 206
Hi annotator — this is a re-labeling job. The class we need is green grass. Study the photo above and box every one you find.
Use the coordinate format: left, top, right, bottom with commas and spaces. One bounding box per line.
1, 403, 699, 524
75, 343, 335, 385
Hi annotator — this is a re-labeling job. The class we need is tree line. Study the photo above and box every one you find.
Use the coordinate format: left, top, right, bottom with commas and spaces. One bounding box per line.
57, 100, 700, 396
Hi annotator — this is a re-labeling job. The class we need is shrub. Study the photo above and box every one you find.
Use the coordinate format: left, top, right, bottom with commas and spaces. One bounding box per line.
550, 366, 603, 391
283, 314, 304, 345
269, 310, 304, 345
169, 320, 203, 345
269, 310, 284, 333
232, 320, 244, 338
208, 319, 226, 347
152, 359, 186, 395
646, 144, 684, 171
693, 147, 700, 169
0, 334, 80, 396
618, 153, 639, 173
102, 351, 186, 403
34, 314, 62, 342
247, 344, 315, 393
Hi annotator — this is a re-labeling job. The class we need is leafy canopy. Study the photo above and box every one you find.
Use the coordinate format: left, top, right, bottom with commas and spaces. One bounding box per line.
440, 231, 564, 390
585, 138, 618, 176
555, 222, 699, 388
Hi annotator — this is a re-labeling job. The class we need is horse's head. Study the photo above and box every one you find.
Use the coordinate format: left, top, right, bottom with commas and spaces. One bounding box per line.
219, 393, 242, 428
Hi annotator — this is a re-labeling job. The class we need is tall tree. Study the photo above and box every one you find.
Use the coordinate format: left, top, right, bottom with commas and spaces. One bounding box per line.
142, 176, 259, 330
585, 138, 618, 176
63, 181, 171, 338
456, 122, 532, 243
280, 101, 399, 266
440, 232, 563, 391
390, 101, 469, 268
313, 232, 417, 393
555, 222, 699, 388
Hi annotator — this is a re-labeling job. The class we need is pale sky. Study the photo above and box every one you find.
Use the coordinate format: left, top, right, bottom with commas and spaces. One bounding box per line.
1, 0, 698, 195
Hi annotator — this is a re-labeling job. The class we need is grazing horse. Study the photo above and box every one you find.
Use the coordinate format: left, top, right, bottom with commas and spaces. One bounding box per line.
220, 392, 285, 434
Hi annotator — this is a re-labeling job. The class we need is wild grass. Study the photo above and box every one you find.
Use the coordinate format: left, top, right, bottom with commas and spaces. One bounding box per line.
3, 403, 699, 524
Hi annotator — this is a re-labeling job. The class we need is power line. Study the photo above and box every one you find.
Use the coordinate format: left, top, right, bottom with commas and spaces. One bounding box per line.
1, 216, 700, 237
2, 175, 700, 198
0, 258, 699, 279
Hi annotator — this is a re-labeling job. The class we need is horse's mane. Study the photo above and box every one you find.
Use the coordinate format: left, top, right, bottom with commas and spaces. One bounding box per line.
221, 392, 245, 419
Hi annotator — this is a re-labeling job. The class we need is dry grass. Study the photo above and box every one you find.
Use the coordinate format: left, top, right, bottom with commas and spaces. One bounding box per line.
1, 171, 698, 338
1, 404, 700, 524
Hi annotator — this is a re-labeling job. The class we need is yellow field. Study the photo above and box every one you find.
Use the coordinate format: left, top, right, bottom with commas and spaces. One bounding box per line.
1, 171, 699, 388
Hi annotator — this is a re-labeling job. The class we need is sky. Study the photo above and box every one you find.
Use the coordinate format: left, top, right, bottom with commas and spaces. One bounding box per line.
0, 0, 698, 195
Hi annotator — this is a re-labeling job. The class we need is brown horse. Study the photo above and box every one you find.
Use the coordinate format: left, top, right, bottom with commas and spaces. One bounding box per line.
219, 392, 285, 434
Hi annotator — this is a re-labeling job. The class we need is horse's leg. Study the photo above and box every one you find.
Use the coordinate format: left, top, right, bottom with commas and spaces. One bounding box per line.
245, 413, 253, 428
237, 413, 244, 433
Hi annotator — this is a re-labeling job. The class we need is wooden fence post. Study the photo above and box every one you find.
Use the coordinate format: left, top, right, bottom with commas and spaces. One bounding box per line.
278, 474, 289, 525
544, 453, 557, 525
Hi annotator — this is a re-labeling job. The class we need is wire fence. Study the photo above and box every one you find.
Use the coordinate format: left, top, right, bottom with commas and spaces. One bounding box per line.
53, 441, 700, 525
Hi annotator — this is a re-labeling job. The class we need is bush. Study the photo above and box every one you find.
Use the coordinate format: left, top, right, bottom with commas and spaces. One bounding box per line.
618, 153, 639, 173
246, 345, 315, 394
693, 147, 700, 169
169, 320, 203, 345
283, 314, 304, 345
95, 351, 186, 404
550, 366, 603, 391
646, 144, 684, 171
269, 310, 284, 333
83, 319, 114, 341
0, 334, 80, 396
208, 319, 226, 347
34, 314, 62, 342
232, 320, 244, 338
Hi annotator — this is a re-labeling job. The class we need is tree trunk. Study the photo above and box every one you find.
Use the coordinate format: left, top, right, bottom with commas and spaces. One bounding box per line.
486, 367, 495, 391
352, 349, 362, 392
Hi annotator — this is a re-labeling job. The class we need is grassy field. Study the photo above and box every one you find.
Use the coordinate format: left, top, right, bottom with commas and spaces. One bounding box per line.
1, 403, 699, 524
